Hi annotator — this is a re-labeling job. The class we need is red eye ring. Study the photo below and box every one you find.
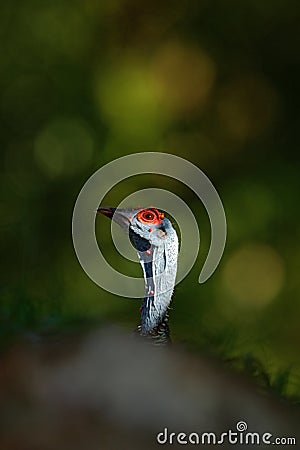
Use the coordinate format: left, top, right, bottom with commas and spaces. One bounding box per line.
137, 208, 164, 225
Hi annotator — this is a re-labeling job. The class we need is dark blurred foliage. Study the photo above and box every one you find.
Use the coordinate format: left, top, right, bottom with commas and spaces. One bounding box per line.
1, 0, 300, 399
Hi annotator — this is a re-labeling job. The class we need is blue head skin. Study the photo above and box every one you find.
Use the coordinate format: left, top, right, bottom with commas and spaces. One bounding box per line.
98, 207, 179, 334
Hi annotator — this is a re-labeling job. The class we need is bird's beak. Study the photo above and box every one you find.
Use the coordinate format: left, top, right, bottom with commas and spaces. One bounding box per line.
97, 207, 133, 231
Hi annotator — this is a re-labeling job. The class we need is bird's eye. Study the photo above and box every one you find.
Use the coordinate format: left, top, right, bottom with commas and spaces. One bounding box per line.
143, 212, 155, 221
137, 208, 164, 225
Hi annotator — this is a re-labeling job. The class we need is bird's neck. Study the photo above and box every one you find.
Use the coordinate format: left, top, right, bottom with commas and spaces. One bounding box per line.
138, 228, 178, 336
136, 313, 171, 345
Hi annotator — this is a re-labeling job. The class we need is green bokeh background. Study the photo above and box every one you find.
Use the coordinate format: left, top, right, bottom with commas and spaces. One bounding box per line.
1, 1, 300, 398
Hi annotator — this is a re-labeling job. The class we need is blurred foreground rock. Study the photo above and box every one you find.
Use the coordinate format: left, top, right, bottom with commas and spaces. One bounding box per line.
0, 327, 299, 449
